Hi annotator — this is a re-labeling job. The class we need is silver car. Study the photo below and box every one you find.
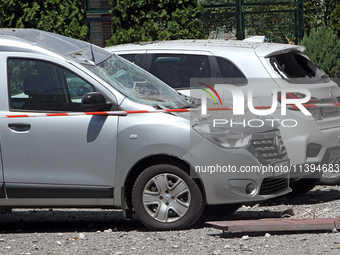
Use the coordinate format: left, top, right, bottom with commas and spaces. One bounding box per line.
0, 29, 290, 230
107, 38, 340, 192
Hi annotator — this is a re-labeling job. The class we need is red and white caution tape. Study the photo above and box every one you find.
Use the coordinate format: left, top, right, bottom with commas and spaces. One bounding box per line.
0, 109, 191, 119
1, 103, 340, 118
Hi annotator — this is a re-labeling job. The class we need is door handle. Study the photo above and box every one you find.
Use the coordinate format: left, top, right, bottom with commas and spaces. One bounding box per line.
8, 123, 31, 132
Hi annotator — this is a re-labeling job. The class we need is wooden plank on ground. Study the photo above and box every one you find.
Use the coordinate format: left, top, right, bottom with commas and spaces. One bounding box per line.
206, 218, 340, 233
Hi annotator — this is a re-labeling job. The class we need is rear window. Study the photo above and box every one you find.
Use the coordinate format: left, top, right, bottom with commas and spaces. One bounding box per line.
270, 53, 330, 84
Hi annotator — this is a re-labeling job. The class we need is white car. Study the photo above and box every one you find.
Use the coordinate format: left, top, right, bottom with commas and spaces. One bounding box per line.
107, 38, 340, 191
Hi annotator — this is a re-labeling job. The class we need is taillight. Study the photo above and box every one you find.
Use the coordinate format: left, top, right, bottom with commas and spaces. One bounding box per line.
277, 92, 321, 110
277, 92, 321, 120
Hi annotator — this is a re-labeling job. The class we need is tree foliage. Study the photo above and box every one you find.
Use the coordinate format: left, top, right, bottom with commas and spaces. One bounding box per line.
329, 4, 340, 37
300, 26, 340, 78
200, 0, 301, 43
303, 0, 324, 35
107, 0, 206, 46
0, 0, 88, 41
301, 1, 340, 78
303, 0, 339, 36
243, 4, 297, 43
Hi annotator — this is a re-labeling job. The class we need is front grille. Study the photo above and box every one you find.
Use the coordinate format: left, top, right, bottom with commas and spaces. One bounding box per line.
259, 178, 288, 195
250, 131, 288, 162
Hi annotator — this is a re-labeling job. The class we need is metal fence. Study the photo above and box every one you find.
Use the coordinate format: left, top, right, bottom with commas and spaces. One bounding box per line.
84, 0, 304, 47
202, 0, 304, 44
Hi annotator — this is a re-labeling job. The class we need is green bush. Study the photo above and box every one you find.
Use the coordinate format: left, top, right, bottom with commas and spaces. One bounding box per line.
0, 0, 88, 41
300, 26, 340, 78
329, 4, 340, 37
303, 0, 324, 36
303, 0, 339, 36
107, 0, 206, 46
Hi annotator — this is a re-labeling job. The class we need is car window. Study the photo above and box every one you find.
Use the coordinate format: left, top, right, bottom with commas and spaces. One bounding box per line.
149, 54, 211, 89
269, 53, 330, 84
215, 57, 248, 85
119, 54, 139, 64
8, 58, 94, 111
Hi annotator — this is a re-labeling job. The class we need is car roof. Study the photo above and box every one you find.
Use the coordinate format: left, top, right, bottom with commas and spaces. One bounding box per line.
0, 29, 111, 65
107, 39, 305, 58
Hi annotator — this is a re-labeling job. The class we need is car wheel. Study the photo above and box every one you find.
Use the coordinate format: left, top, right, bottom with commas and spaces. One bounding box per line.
319, 171, 340, 185
132, 164, 204, 230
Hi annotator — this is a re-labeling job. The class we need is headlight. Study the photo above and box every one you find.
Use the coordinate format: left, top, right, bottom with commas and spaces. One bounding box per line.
193, 122, 251, 148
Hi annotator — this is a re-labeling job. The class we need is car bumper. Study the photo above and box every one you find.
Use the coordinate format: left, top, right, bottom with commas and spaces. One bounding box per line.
278, 114, 340, 179
183, 138, 291, 205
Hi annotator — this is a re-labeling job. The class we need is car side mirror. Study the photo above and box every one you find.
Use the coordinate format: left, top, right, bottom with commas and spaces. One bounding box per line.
81, 92, 114, 111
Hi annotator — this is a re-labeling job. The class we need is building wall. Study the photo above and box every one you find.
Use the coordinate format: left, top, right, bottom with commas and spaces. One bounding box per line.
85, 0, 112, 47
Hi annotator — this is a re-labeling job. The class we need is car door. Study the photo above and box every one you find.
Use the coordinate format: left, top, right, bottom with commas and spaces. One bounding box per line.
0, 54, 118, 199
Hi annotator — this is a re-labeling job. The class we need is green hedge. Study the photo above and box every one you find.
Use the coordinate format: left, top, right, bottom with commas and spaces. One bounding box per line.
0, 0, 88, 41
300, 26, 340, 78
107, 0, 206, 46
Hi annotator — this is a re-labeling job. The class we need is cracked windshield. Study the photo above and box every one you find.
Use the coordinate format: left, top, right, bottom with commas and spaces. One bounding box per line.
84, 54, 188, 109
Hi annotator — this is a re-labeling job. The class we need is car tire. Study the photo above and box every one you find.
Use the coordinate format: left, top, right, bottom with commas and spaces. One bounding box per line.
319, 172, 340, 185
132, 164, 204, 230
289, 178, 320, 196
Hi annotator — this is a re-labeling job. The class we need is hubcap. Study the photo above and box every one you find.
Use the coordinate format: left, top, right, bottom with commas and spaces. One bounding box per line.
142, 173, 191, 223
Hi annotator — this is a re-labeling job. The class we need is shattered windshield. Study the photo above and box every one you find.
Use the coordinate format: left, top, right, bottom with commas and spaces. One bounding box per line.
83, 54, 189, 109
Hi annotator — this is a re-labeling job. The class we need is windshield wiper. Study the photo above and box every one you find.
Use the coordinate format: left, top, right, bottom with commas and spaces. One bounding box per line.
180, 103, 191, 109
155, 102, 191, 110
155, 103, 163, 109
